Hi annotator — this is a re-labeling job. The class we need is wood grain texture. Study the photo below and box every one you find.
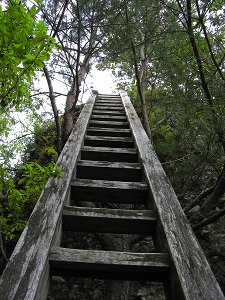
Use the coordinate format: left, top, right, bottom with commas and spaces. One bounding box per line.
76, 160, 142, 181
49, 247, 170, 280
91, 114, 127, 120
81, 146, 138, 162
87, 127, 131, 137
120, 92, 225, 300
0, 95, 96, 300
71, 178, 148, 204
89, 120, 129, 128
84, 135, 134, 148
93, 105, 124, 111
62, 205, 156, 234
92, 109, 126, 115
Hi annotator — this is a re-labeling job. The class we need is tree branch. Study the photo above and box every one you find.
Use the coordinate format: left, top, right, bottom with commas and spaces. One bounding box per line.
193, 206, 225, 231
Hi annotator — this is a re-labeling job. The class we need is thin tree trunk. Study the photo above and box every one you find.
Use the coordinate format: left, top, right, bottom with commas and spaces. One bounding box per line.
201, 164, 225, 213
139, 30, 152, 139
186, 0, 225, 214
124, 0, 151, 138
131, 41, 151, 139
195, 0, 225, 83
62, 63, 89, 143
43, 64, 62, 154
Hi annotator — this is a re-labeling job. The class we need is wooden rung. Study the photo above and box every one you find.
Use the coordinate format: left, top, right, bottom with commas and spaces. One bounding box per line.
95, 100, 122, 104
97, 94, 120, 98
71, 179, 148, 204
87, 127, 131, 137
91, 114, 127, 121
63, 206, 156, 234
84, 135, 134, 148
89, 120, 129, 129
76, 160, 142, 182
81, 146, 138, 162
50, 247, 170, 281
92, 110, 126, 116
93, 106, 124, 111
94, 104, 124, 109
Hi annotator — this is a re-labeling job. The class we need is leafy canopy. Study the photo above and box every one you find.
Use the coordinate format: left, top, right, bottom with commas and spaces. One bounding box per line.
0, 0, 55, 111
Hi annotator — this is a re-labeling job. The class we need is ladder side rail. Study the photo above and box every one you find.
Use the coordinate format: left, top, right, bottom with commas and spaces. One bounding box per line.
120, 92, 224, 300
0, 95, 96, 300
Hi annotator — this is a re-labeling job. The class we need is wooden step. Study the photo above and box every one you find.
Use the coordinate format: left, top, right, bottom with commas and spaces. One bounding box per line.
81, 146, 138, 162
62, 206, 156, 234
89, 120, 129, 129
97, 96, 121, 100
71, 179, 148, 204
97, 94, 120, 98
95, 103, 122, 106
95, 100, 122, 104
50, 247, 170, 281
94, 105, 124, 111
94, 103, 123, 108
91, 114, 127, 121
92, 110, 126, 116
84, 135, 134, 148
87, 127, 131, 137
76, 160, 142, 181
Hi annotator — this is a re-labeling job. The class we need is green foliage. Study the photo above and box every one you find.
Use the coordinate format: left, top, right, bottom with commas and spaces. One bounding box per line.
0, 0, 55, 114
0, 160, 62, 241
0, 113, 63, 242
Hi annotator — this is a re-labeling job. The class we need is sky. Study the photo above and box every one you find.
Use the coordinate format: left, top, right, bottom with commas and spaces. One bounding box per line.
41, 67, 120, 112
86, 67, 118, 95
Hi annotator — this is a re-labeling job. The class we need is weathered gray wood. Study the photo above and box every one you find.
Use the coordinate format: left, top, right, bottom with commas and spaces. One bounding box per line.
62, 205, 156, 234
84, 135, 134, 148
87, 127, 131, 137
71, 178, 148, 204
95, 103, 122, 106
91, 114, 127, 121
98, 94, 121, 98
94, 105, 124, 111
81, 146, 138, 162
95, 100, 122, 104
94, 103, 123, 108
89, 120, 129, 128
120, 92, 225, 300
97, 95, 121, 101
92, 109, 126, 116
76, 160, 142, 181
49, 247, 170, 281
0, 95, 96, 300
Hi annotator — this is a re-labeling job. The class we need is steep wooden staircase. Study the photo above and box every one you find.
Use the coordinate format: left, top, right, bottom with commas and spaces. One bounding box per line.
0, 93, 224, 299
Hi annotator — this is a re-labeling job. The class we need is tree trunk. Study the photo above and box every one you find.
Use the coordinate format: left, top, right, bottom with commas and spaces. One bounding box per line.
139, 32, 152, 139
63, 90, 75, 143
201, 164, 225, 214
62, 64, 89, 143
185, 0, 225, 213
131, 41, 151, 139
43, 64, 62, 154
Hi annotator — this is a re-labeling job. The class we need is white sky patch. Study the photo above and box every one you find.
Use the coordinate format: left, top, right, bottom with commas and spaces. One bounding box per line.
35, 67, 119, 112
86, 67, 118, 95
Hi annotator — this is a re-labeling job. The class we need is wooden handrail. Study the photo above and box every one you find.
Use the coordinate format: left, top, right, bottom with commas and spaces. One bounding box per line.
0, 95, 96, 300
120, 92, 224, 300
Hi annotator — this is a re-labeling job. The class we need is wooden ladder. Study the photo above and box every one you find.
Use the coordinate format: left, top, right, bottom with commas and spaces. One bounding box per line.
0, 93, 224, 300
